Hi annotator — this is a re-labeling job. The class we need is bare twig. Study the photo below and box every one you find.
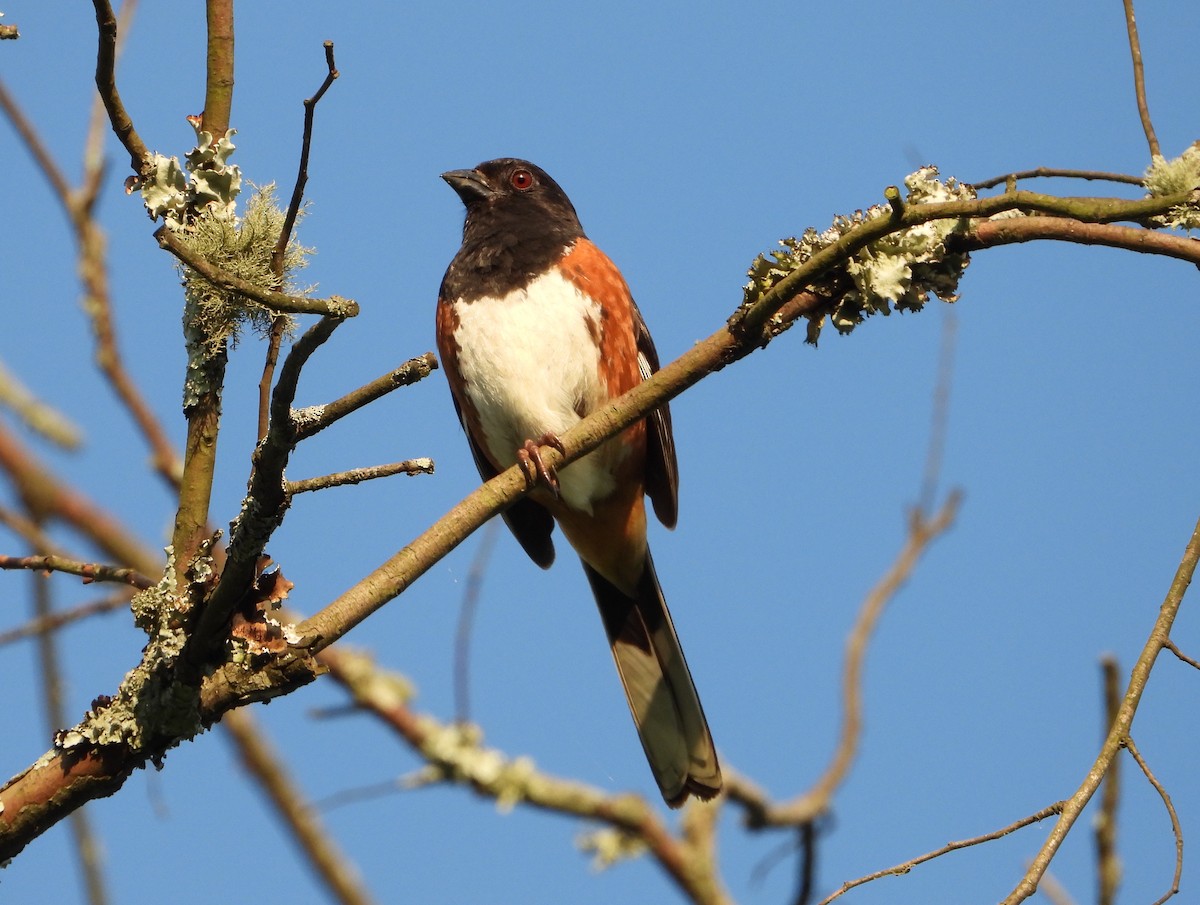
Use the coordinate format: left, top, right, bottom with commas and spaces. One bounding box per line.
154, 226, 360, 318
1096, 656, 1122, 905
28, 549, 110, 905
956, 218, 1200, 267
274, 40, 339, 276
260, 40, 341, 441
1162, 638, 1200, 671
222, 709, 377, 905
1, 6, 180, 490
453, 521, 500, 724
917, 313, 956, 516
90, 0, 149, 171
1035, 869, 1079, 905
0, 79, 73, 202
1002, 513, 1200, 903
1124, 736, 1182, 905
728, 493, 962, 829
0, 594, 130, 648
293, 354, 439, 441
0, 359, 81, 449
0, 423, 159, 573
817, 803, 1065, 904
970, 168, 1144, 191
1121, 0, 1161, 158
0, 555, 154, 590
286, 460, 435, 496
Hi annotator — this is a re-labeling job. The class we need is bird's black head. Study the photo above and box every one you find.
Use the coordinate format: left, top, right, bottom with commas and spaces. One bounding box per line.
441, 158, 584, 246
440, 159, 587, 299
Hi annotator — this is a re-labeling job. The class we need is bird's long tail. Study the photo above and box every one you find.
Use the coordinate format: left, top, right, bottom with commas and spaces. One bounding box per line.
583, 551, 721, 806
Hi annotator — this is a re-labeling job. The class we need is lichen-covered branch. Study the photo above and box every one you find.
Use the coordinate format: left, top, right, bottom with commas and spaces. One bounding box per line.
155, 225, 359, 318
320, 648, 732, 905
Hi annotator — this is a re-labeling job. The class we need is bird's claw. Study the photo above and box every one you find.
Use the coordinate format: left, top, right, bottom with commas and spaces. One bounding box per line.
517, 434, 565, 498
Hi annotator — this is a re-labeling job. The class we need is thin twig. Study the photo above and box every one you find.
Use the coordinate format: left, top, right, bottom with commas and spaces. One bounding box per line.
1124, 736, 1182, 905
1096, 656, 1122, 905
154, 226, 360, 318
970, 168, 1144, 191
0, 79, 73, 202
260, 41, 341, 441
273, 40, 339, 275
292, 354, 439, 441
90, 0, 149, 171
0, 359, 81, 449
0, 423, 160, 574
917, 312, 956, 516
286, 460, 435, 495
0, 555, 155, 589
1035, 869, 1079, 905
1162, 638, 1200, 671
729, 492, 962, 829
3, 2, 180, 491
453, 521, 500, 724
0, 594, 130, 648
1002, 513, 1200, 903
28, 542, 110, 905
222, 709, 377, 905
818, 803, 1065, 904
1122, 0, 1161, 159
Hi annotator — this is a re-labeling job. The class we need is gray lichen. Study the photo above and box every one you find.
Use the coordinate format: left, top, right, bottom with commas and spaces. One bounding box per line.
1144, 146, 1200, 230
742, 166, 975, 343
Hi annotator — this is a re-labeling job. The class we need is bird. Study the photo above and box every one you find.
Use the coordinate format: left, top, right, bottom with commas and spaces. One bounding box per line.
435, 158, 721, 806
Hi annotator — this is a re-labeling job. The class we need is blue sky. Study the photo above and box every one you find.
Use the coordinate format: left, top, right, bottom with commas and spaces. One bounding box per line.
2, 1, 1199, 903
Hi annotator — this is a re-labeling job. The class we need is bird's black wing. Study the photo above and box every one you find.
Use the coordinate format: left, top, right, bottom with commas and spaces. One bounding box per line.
451, 393, 556, 568
633, 301, 678, 529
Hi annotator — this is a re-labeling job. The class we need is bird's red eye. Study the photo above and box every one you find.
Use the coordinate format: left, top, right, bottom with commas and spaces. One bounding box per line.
510, 169, 534, 191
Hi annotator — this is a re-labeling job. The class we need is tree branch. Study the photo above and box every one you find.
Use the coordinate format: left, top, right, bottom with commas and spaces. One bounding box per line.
818, 803, 1065, 904
155, 226, 360, 318
1002, 513, 1200, 903
292, 354, 438, 441
90, 0, 149, 172
286, 460, 435, 496
222, 708, 376, 905
1121, 0, 1161, 159
0, 555, 154, 590
1124, 736, 1182, 905
319, 647, 732, 905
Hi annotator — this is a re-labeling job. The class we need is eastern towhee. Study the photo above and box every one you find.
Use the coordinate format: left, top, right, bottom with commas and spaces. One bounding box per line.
436, 158, 721, 806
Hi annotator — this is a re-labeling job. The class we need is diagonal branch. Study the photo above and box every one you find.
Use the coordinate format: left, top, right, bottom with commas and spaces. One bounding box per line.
1002, 512, 1200, 903
222, 709, 376, 905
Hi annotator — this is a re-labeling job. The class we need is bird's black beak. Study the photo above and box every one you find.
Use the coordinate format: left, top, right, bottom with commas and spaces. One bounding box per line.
441, 168, 494, 204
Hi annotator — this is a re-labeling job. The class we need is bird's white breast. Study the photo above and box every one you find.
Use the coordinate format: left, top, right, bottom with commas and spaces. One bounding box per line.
451, 267, 619, 513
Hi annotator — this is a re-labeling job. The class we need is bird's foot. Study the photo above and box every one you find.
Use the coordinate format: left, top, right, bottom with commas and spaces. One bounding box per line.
517, 433, 565, 498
